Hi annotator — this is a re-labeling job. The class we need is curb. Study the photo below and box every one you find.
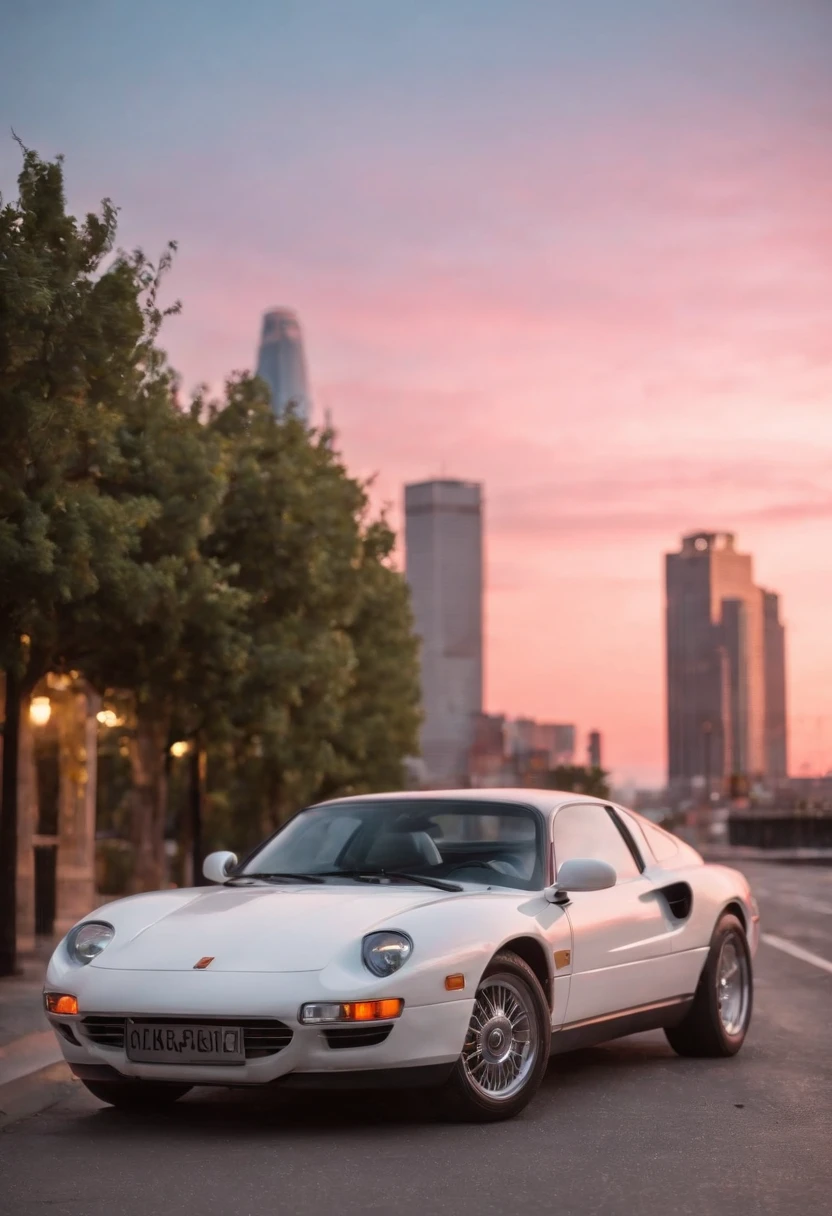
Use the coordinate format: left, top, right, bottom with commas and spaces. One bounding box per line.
0, 1059, 77, 1130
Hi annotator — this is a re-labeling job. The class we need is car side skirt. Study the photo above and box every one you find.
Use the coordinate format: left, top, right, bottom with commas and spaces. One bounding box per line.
549, 995, 695, 1056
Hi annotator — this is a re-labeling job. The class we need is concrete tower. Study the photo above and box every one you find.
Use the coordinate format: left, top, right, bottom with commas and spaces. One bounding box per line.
405, 480, 483, 787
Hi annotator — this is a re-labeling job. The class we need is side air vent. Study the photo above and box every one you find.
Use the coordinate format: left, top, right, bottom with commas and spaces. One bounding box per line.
323, 1025, 394, 1050
659, 882, 693, 921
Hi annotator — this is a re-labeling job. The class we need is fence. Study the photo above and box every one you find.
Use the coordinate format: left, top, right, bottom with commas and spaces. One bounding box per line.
728, 810, 832, 850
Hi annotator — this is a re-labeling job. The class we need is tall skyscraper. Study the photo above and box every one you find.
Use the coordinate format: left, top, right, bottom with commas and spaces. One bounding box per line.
405, 480, 483, 786
588, 730, 602, 770
665, 531, 786, 794
255, 309, 312, 423
762, 590, 788, 780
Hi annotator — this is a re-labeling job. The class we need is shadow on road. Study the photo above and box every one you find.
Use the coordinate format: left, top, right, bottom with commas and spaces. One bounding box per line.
53, 1032, 697, 1142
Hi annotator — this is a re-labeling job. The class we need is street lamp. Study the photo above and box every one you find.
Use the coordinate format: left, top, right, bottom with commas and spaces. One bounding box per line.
170, 741, 190, 759
29, 696, 52, 727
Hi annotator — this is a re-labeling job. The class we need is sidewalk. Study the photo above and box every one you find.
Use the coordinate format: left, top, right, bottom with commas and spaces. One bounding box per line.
0, 941, 78, 1128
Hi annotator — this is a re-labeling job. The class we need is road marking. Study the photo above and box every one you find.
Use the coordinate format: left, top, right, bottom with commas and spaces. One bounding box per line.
761, 933, 832, 977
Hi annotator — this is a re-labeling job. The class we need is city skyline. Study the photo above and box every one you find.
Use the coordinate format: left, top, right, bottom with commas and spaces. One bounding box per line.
4, 2, 830, 783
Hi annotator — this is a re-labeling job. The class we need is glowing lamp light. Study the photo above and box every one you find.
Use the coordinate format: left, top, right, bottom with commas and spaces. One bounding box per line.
96, 709, 120, 728
45, 993, 78, 1015
170, 740, 190, 758
29, 696, 52, 727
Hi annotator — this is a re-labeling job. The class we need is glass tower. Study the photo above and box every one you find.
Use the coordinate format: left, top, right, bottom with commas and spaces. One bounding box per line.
255, 309, 312, 423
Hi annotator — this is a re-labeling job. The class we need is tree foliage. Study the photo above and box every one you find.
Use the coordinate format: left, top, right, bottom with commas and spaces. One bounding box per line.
2, 145, 423, 945
203, 376, 420, 845
541, 765, 611, 799
0, 143, 169, 970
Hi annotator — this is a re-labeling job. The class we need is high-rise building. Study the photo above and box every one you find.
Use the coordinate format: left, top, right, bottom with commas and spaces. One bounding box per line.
762, 590, 788, 780
255, 309, 312, 423
665, 531, 784, 795
405, 480, 483, 786
588, 730, 602, 770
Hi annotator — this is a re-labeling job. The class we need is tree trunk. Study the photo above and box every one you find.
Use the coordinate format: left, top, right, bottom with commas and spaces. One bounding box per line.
128, 705, 169, 893
190, 739, 206, 885
0, 661, 21, 975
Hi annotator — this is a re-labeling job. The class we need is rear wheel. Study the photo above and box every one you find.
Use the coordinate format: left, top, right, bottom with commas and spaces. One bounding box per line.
665, 912, 752, 1058
81, 1079, 192, 1110
439, 950, 550, 1122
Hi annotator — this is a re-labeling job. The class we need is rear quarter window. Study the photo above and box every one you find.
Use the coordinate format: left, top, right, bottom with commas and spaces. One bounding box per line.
620, 807, 700, 865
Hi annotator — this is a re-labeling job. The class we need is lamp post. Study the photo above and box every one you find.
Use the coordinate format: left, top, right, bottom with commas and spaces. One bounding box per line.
169, 740, 205, 887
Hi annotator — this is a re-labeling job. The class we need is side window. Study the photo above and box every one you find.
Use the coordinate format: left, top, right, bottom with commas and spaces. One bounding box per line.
553, 805, 640, 883
639, 819, 680, 864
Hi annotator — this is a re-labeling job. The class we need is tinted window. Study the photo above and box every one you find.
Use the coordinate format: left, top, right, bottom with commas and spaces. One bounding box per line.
245, 799, 544, 891
639, 818, 680, 863
553, 804, 640, 883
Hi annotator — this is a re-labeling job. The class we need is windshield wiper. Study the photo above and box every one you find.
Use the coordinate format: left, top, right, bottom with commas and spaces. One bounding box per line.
317, 869, 462, 893
226, 872, 325, 885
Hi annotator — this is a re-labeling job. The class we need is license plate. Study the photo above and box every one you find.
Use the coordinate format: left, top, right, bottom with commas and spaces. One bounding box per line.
125, 1023, 245, 1065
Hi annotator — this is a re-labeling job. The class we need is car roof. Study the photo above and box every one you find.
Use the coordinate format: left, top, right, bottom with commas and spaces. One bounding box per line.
315, 788, 613, 819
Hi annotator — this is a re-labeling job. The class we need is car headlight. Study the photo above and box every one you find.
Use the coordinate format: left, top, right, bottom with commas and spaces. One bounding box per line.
67, 922, 115, 965
362, 931, 413, 977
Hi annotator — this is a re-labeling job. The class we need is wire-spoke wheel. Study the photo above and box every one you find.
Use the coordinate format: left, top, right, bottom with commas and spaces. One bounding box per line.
440, 951, 550, 1122
716, 933, 750, 1037
462, 977, 537, 1101
665, 912, 753, 1058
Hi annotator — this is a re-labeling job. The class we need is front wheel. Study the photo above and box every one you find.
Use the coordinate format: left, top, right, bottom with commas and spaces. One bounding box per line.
665, 912, 753, 1058
81, 1079, 192, 1111
439, 950, 550, 1122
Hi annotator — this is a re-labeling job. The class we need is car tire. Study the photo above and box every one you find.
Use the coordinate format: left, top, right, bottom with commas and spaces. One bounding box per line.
439, 950, 551, 1122
81, 1079, 192, 1110
665, 912, 753, 1058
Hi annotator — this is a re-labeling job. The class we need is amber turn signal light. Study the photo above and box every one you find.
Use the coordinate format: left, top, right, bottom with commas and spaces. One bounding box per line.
300, 998, 404, 1024
45, 993, 78, 1015
444, 974, 465, 991
342, 999, 404, 1022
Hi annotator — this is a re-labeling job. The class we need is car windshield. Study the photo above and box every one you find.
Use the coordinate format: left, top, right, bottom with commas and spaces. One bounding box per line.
241, 799, 545, 892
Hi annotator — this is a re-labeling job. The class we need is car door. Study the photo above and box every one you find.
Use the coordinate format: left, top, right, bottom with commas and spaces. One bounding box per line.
554, 803, 676, 1026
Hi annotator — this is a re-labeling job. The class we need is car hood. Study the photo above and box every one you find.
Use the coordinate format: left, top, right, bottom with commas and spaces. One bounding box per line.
91, 883, 459, 973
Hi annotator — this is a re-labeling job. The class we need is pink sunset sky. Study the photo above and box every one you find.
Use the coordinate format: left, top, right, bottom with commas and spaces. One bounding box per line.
3, 1, 831, 785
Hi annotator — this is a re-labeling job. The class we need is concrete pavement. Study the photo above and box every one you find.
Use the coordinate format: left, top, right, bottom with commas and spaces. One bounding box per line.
1, 862, 830, 1215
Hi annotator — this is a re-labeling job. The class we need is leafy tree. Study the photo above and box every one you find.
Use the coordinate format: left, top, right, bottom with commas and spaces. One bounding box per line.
202, 376, 421, 852
0, 143, 162, 972
541, 765, 611, 799
318, 516, 421, 799
65, 365, 250, 892
205, 376, 366, 838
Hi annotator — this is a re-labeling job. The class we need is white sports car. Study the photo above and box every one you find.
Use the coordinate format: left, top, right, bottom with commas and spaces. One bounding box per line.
44, 790, 759, 1121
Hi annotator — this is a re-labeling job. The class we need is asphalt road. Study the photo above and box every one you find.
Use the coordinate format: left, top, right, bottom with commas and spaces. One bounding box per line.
2, 861, 831, 1216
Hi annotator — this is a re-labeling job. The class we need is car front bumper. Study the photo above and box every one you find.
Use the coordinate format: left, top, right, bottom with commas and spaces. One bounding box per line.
45, 965, 474, 1089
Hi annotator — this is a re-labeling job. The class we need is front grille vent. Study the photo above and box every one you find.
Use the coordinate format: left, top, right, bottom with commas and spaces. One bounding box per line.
81, 1016, 293, 1059
323, 1024, 393, 1050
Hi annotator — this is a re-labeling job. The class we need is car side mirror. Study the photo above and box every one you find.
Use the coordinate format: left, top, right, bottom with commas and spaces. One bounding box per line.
544, 858, 617, 903
203, 851, 238, 884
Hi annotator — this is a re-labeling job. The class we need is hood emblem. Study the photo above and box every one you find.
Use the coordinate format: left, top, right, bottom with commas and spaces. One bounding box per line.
194, 956, 215, 970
